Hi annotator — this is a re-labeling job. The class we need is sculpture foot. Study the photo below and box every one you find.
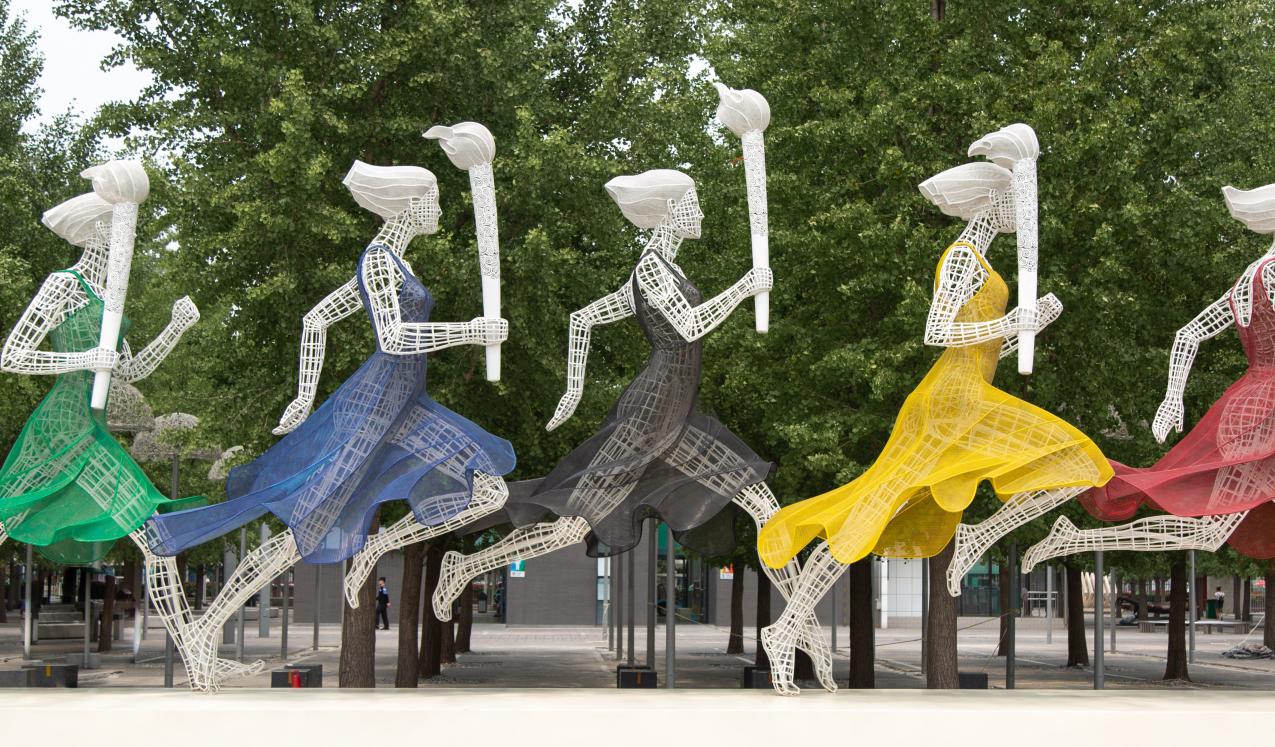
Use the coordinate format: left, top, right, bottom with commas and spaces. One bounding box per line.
760, 624, 800, 696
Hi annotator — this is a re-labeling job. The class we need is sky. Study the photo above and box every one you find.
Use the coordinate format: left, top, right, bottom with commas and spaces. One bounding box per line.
12, 0, 151, 131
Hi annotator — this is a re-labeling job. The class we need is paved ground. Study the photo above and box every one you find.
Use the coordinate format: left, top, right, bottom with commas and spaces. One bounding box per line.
1, 610, 1272, 690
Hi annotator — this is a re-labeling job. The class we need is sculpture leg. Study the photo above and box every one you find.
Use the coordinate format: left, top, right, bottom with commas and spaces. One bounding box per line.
732, 484, 836, 693
344, 472, 509, 608
945, 485, 1084, 596
1022, 511, 1247, 573
760, 542, 846, 696
179, 528, 301, 690
432, 516, 592, 622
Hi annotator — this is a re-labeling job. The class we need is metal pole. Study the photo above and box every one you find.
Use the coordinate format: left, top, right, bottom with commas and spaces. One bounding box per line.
626, 548, 635, 666
312, 563, 321, 651
646, 520, 656, 667
236, 527, 246, 661
614, 548, 624, 662
1188, 550, 1197, 664
920, 558, 929, 675
281, 567, 290, 661
605, 557, 613, 651
83, 568, 92, 668
132, 565, 143, 659
1045, 565, 1054, 644
259, 524, 271, 638
665, 527, 676, 688
164, 633, 174, 687
222, 547, 235, 645
1110, 568, 1118, 654
1007, 543, 1017, 689
22, 544, 31, 659
1094, 551, 1104, 690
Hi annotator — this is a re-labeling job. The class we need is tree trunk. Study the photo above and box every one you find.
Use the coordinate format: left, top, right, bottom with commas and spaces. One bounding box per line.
97, 574, 115, 652
996, 555, 1010, 656
926, 543, 959, 688
441, 616, 456, 665
1264, 562, 1275, 649
1137, 578, 1148, 622
848, 556, 874, 688
1064, 559, 1088, 667
754, 568, 772, 668
1156, 576, 1166, 604
394, 541, 426, 687
455, 584, 474, 653
339, 513, 380, 688
1165, 554, 1190, 681
1242, 577, 1252, 622
931, 0, 946, 22
726, 565, 744, 654
419, 544, 444, 679
1232, 576, 1241, 621
194, 566, 206, 610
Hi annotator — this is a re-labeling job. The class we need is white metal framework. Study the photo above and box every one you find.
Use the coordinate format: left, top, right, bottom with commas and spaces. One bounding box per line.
161, 157, 510, 690
1022, 513, 1246, 573
714, 83, 771, 333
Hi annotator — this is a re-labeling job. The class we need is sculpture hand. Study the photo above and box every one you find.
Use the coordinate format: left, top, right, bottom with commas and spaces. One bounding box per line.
546, 391, 580, 432
170, 296, 200, 329
1152, 396, 1185, 444
1034, 293, 1063, 332
85, 346, 120, 373
746, 266, 773, 296
470, 317, 508, 346
274, 397, 313, 436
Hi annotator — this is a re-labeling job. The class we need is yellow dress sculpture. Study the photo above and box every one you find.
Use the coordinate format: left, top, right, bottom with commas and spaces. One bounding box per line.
760, 244, 1111, 567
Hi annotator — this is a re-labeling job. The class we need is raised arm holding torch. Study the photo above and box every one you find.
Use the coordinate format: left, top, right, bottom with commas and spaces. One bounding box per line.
714, 83, 771, 333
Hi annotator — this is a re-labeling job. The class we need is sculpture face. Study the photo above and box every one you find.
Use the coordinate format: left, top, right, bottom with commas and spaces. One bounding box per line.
670, 188, 704, 240
405, 188, 442, 235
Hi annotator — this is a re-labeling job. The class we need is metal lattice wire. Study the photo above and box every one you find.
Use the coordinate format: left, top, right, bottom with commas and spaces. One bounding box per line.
758, 126, 1113, 695
143, 155, 514, 690
1026, 183, 1275, 567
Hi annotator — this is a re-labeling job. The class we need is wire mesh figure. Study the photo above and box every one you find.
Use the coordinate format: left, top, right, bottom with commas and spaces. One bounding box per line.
423, 169, 835, 690
1025, 183, 1275, 571
143, 160, 513, 690
0, 178, 252, 684
757, 127, 1113, 694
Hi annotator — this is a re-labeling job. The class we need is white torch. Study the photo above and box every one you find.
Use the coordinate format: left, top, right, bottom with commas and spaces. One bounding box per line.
714, 83, 772, 334
425, 122, 502, 381
969, 123, 1039, 375
82, 160, 149, 410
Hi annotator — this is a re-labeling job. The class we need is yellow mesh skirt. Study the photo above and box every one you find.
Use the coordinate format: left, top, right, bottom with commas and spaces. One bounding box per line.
759, 363, 1111, 568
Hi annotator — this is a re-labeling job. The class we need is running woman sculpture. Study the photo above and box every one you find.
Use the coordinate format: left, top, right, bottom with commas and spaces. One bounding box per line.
757, 126, 1112, 694
142, 157, 513, 691
1024, 183, 1275, 571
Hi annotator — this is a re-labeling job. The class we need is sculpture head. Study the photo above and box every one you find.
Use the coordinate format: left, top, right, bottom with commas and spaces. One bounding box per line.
343, 160, 441, 235
604, 169, 702, 239
42, 193, 113, 247
1222, 184, 1275, 235
919, 162, 1016, 234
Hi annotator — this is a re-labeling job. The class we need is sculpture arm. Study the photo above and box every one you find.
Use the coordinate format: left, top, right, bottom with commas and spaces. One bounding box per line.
1, 273, 115, 375
118, 297, 200, 382
546, 284, 636, 431
273, 278, 364, 435
924, 245, 1018, 347
634, 254, 770, 343
361, 248, 505, 356
1152, 293, 1233, 442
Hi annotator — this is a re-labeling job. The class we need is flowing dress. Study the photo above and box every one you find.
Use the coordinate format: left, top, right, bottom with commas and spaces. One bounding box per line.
1080, 258, 1275, 559
148, 245, 516, 563
503, 251, 771, 557
0, 271, 203, 565
760, 244, 1112, 568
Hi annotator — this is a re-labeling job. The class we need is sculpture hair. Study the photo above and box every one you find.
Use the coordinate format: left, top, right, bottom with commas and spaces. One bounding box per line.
343, 160, 438, 220
42, 193, 113, 247
918, 162, 1013, 222
604, 169, 695, 229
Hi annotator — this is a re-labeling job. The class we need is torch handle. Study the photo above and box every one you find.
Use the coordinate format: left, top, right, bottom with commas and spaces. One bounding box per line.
90, 202, 139, 410
1013, 159, 1038, 376
469, 162, 501, 381
741, 130, 769, 334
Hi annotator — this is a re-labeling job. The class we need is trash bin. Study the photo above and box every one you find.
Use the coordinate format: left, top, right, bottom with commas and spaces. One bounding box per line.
1205, 599, 1219, 619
